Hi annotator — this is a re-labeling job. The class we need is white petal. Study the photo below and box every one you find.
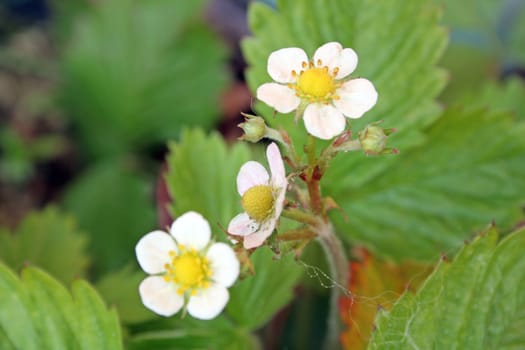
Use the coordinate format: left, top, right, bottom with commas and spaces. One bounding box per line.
187, 284, 229, 320
333, 78, 378, 119
139, 276, 183, 317
236, 161, 269, 196
228, 212, 259, 236
243, 219, 276, 249
267, 47, 308, 83
256, 83, 300, 113
136, 231, 176, 274
170, 211, 211, 250
207, 243, 240, 288
313, 42, 357, 79
303, 104, 346, 140
266, 143, 287, 189
273, 187, 286, 220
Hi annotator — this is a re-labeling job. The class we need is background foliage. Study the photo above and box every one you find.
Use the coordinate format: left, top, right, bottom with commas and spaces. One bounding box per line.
0, 263, 122, 349
0, 207, 89, 284
0, 0, 524, 348
60, 0, 228, 158
369, 225, 525, 349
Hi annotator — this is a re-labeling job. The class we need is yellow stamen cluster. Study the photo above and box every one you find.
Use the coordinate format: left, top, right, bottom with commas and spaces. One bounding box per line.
163, 247, 211, 295
291, 60, 342, 103
241, 185, 274, 222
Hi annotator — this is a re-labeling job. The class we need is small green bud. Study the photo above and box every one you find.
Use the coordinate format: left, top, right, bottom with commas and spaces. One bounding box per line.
359, 122, 396, 156
238, 113, 267, 143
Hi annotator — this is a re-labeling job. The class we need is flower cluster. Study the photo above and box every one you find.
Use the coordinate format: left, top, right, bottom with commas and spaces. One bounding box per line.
135, 42, 382, 321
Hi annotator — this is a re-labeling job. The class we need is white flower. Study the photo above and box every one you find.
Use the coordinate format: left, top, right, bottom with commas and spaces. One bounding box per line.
257, 42, 378, 140
228, 142, 287, 249
135, 211, 240, 320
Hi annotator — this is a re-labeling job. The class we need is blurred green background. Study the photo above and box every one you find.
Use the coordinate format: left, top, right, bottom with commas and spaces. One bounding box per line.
0, 0, 524, 349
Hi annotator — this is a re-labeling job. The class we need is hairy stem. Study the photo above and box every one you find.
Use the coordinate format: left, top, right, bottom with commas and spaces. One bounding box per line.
306, 176, 323, 214
281, 208, 318, 226
305, 136, 323, 214
316, 220, 349, 350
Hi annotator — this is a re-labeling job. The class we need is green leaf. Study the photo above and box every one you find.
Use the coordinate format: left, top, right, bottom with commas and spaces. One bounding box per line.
243, 0, 447, 179
438, 45, 497, 104
329, 106, 525, 261
127, 314, 257, 350
459, 77, 525, 120
165, 128, 252, 237
0, 262, 122, 349
227, 247, 303, 330
96, 265, 155, 324
128, 328, 257, 350
0, 207, 89, 284
433, 0, 501, 32
368, 225, 525, 349
62, 161, 156, 274
61, 0, 228, 157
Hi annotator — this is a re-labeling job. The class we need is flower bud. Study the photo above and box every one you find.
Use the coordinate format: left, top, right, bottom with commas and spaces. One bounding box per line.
238, 113, 267, 143
359, 122, 395, 156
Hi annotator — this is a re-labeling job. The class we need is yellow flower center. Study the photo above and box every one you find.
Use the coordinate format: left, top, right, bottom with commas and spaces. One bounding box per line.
164, 248, 211, 295
296, 67, 335, 99
241, 185, 274, 222
290, 60, 343, 103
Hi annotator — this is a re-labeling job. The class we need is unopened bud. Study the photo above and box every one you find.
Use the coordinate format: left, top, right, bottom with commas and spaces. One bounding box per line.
238, 113, 267, 143
359, 122, 394, 156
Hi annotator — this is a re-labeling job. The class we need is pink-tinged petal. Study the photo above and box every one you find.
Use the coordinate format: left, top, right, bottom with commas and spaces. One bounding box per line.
187, 284, 229, 320
170, 211, 210, 250
273, 186, 286, 220
256, 83, 300, 113
313, 42, 357, 79
136, 231, 176, 274
334, 78, 378, 119
243, 219, 276, 249
206, 243, 240, 287
228, 212, 259, 236
236, 161, 269, 195
267, 47, 308, 83
266, 143, 287, 189
139, 276, 183, 317
303, 104, 346, 140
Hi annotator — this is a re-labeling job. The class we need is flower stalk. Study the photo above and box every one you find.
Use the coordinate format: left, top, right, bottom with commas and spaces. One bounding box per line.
316, 220, 349, 350
285, 205, 349, 350
281, 208, 318, 226
304, 136, 324, 215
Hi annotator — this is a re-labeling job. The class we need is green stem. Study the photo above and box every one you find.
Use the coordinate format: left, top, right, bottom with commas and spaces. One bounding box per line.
306, 178, 323, 214
305, 135, 323, 214
316, 220, 349, 350
281, 208, 318, 226
306, 135, 317, 166
284, 206, 349, 349
334, 139, 362, 153
265, 127, 286, 146
277, 228, 317, 241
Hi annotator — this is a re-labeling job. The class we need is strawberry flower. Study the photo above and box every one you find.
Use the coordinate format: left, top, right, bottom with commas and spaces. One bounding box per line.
257, 42, 378, 140
228, 143, 287, 249
136, 211, 239, 320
